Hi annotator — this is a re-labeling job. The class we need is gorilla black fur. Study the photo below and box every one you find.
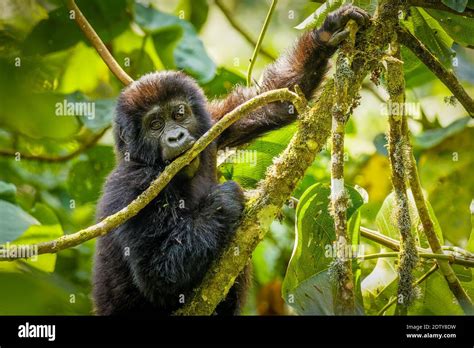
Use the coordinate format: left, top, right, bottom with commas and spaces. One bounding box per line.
93, 5, 369, 315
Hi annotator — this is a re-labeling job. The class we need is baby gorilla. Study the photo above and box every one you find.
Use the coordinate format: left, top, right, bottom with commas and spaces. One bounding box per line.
93, 5, 369, 315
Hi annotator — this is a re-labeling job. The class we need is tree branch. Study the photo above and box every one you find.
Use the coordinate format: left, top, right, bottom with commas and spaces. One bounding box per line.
66, 0, 133, 86
214, 0, 276, 61
247, 0, 278, 86
0, 89, 303, 261
360, 227, 474, 267
397, 27, 474, 116
385, 40, 418, 316
0, 127, 109, 162
330, 21, 359, 315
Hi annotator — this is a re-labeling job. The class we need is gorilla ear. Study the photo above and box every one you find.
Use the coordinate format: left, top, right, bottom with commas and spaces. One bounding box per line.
117, 124, 131, 145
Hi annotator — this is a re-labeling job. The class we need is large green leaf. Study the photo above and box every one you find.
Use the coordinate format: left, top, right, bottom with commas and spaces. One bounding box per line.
135, 3, 216, 83
419, 127, 473, 245
175, 0, 209, 32
375, 190, 443, 249
23, 0, 130, 55
64, 92, 116, 131
0, 181, 16, 203
413, 116, 471, 149
0, 200, 39, 244
282, 182, 365, 314
442, 0, 469, 12
67, 145, 115, 205
220, 124, 296, 188
404, 8, 454, 68
202, 67, 246, 99
0, 267, 91, 315
427, 9, 474, 47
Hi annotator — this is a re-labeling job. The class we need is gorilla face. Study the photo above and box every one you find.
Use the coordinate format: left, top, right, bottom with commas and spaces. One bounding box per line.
114, 71, 212, 177
142, 100, 198, 162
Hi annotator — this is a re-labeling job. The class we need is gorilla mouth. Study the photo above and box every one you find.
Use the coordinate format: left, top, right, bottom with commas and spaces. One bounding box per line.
164, 141, 195, 163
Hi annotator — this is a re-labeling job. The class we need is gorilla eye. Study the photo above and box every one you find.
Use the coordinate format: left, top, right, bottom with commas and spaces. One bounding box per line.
150, 118, 164, 131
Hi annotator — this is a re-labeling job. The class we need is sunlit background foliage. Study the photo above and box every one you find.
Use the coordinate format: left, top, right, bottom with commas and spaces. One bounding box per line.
0, 0, 473, 315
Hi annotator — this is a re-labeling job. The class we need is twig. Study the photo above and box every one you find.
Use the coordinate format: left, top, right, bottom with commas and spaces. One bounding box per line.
66, 0, 133, 86
386, 39, 418, 315
397, 27, 474, 116
0, 89, 303, 261
214, 0, 276, 61
0, 127, 109, 162
401, 115, 473, 313
377, 263, 439, 316
246, 0, 278, 86
358, 249, 474, 267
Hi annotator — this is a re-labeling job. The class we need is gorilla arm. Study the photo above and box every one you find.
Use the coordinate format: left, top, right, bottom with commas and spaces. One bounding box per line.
210, 5, 369, 149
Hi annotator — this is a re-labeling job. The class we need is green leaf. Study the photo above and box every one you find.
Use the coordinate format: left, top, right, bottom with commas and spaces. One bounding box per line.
175, 0, 209, 31
23, 0, 130, 55
67, 145, 115, 204
405, 8, 454, 68
0, 200, 39, 244
0, 181, 17, 203
413, 116, 471, 149
202, 67, 246, 99
376, 190, 444, 248
409, 269, 464, 315
442, 0, 468, 12
221, 124, 296, 188
135, 3, 216, 83
64, 93, 116, 131
295, 0, 347, 30
282, 182, 365, 314
426, 9, 474, 47
0, 268, 91, 315
419, 127, 473, 245
115, 48, 156, 81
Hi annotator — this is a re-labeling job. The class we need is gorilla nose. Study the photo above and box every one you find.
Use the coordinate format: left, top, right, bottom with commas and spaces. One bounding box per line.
166, 128, 188, 146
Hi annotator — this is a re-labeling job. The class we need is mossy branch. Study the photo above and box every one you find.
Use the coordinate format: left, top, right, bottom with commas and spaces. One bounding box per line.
385, 39, 418, 316
329, 21, 359, 316
397, 27, 474, 116
0, 89, 303, 261
66, 0, 133, 86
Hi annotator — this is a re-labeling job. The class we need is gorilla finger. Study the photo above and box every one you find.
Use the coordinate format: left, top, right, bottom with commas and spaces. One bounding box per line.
328, 29, 350, 46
